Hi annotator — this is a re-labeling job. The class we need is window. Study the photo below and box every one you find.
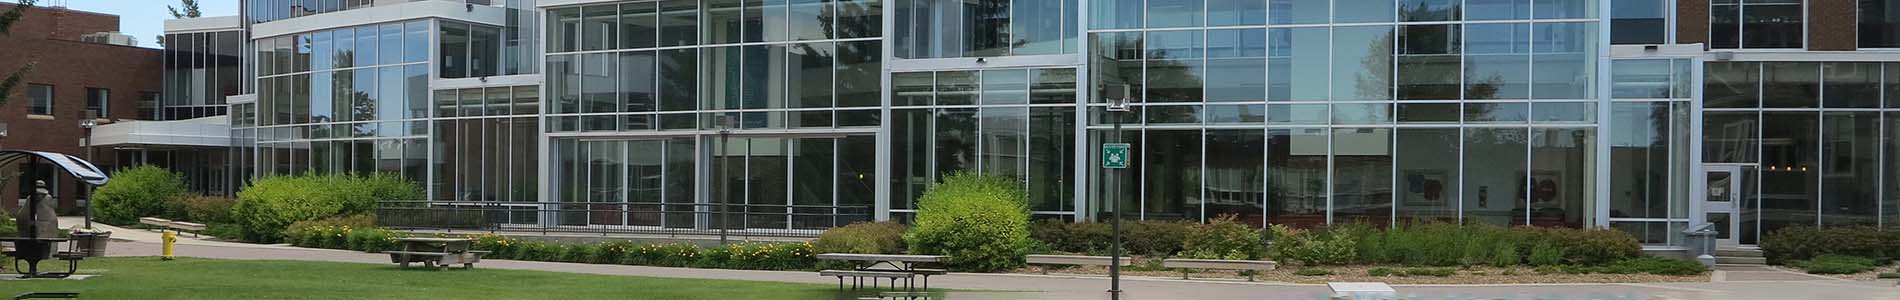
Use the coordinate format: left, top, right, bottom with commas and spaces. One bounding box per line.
898, 0, 1072, 58
1865, 0, 1900, 48
1710, 0, 1803, 49
28, 84, 53, 115
1611, 0, 1666, 44
86, 88, 109, 117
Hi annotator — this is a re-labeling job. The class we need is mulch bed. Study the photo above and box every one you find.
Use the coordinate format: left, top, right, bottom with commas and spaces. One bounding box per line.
1014, 262, 1710, 284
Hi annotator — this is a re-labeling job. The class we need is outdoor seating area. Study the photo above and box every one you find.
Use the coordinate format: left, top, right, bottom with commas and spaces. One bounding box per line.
385, 238, 486, 270
815, 253, 947, 297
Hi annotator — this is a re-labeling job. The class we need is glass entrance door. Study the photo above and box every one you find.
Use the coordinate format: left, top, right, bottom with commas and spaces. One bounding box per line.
1703, 165, 1744, 247
710, 134, 877, 231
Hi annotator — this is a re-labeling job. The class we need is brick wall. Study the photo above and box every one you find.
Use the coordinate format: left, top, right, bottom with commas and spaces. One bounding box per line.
1809, 0, 1858, 50
1677, 0, 1709, 46
0, 3, 161, 211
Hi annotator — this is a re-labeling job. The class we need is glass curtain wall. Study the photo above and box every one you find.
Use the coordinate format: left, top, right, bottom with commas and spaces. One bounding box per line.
1703, 62, 1900, 244
251, 20, 433, 187
1086, 0, 1599, 228
894, 0, 1079, 58
1608, 59, 1694, 245
1708, 0, 1803, 49
162, 30, 244, 120
430, 86, 542, 204
890, 68, 1080, 220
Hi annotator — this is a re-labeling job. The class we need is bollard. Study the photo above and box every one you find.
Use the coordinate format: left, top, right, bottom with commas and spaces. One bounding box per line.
162, 230, 177, 260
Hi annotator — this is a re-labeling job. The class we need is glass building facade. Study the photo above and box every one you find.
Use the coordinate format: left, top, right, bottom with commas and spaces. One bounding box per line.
203, 0, 1900, 246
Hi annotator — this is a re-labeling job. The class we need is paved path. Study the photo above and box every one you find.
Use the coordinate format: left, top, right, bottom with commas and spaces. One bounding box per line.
81, 219, 1900, 300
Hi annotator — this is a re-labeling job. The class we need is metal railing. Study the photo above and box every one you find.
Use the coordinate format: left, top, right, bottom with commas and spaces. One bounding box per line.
375, 201, 874, 238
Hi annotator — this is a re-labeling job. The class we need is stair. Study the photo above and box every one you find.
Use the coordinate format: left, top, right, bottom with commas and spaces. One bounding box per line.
1714, 249, 1766, 265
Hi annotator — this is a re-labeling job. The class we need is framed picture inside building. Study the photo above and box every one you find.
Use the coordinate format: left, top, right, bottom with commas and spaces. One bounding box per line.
1401, 169, 1449, 207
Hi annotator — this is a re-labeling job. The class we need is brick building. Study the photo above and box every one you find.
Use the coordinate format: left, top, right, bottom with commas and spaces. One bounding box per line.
0, 3, 161, 212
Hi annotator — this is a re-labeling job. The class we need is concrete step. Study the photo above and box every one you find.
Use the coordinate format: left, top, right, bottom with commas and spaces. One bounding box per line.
1717, 256, 1767, 265
1716, 249, 1764, 257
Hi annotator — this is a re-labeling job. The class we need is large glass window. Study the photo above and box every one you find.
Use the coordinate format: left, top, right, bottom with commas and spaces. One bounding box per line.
1333, 26, 1395, 101
1710, 1, 1804, 49
1759, 112, 1816, 236
1398, 24, 1460, 100
1395, 128, 1458, 223
1822, 112, 1879, 226
28, 84, 52, 115
1531, 22, 1595, 100
1822, 62, 1880, 108
1464, 127, 1526, 226
1866, 0, 1900, 48
1268, 128, 1327, 227
1207, 29, 1266, 103
1762, 62, 1819, 108
1271, 27, 1329, 101
899, 0, 1075, 58
1333, 128, 1393, 226
1146, 30, 1203, 103
1611, 0, 1665, 44
1146, 130, 1202, 221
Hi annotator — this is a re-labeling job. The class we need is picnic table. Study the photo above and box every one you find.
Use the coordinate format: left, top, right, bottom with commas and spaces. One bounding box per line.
814, 253, 947, 296
0, 237, 81, 278
386, 237, 487, 270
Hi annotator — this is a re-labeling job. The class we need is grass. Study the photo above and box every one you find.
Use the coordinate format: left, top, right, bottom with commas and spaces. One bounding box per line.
0, 257, 918, 300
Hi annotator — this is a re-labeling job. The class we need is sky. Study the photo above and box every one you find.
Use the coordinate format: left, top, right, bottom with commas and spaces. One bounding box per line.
5, 0, 243, 48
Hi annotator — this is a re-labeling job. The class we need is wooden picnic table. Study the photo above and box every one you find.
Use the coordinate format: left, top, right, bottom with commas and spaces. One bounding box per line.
815, 253, 947, 296
387, 238, 485, 270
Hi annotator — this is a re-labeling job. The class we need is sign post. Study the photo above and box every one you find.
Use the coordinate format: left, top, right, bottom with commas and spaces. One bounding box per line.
1103, 85, 1130, 300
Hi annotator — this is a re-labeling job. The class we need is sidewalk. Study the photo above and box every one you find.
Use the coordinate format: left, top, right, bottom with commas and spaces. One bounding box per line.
81, 219, 1900, 300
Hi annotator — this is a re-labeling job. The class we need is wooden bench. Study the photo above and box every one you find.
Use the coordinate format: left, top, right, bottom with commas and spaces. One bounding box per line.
1025, 254, 1133, 274
819, 270, 916, 290
138, 217, 207, 237
1162, 258, 1278, 281
387, 250, 486, 270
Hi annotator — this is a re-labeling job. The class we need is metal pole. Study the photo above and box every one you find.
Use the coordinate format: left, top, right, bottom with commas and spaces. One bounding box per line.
1108, 104, 1124, 299
718, 127, 731, 245
83, 125, 93, 229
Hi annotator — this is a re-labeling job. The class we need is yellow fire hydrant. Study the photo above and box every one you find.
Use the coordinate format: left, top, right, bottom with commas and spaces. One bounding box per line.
162, 230, 177, 260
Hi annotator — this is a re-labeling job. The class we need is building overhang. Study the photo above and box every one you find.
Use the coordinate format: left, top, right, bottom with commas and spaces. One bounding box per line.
163, 15, 243, 34
89, 116, 232, 149
252, 0, 508, 39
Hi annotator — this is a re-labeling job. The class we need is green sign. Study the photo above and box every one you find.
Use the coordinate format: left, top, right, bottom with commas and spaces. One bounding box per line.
1102, 143, 1130, 169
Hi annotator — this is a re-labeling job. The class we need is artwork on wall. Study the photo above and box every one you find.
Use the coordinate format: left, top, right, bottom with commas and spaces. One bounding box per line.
1402, 169, 1449, 207
1522, 170, 1564, 205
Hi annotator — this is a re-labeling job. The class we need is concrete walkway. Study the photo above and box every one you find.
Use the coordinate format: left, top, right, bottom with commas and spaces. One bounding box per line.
76, 219, 1900, 300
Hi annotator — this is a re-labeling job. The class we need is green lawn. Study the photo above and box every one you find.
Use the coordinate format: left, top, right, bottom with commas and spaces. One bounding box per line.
0, 257, 909, 299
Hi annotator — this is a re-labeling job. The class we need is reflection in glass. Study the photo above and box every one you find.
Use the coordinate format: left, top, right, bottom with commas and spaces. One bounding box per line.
1821, 112, 1879, 226
1270, 0, 1328, 24
1531, 22, 1595, 100
937, 71, 979, 105
937, 108, 978, 177
1205, 129, 1264, 226
1147, 0, 1202, 28
1332, 26, 1395, 101
1333, 128, 1393, 227
1759, 112, 1816, 238
1208, 29, 1266, 103
1464, 127, 1526, 226
1704, 62, 1759, 108
1467, 0, 1531, 20
1465, 23, 1530, 99
1398, 25, 1461, 100
1270, 27, 1329, 101
1268, 129, 1327, 227
980, 106, 1027, 180
1146, 130, 1202, 221
1401, 0, 1460, 22
1208, 0, 1267, 25
1094, 32, 1144, 103
1029, 108, 1075, 212
791, 0, 834, 41
1396, 128, 1459, 223
1822, 63, 1880, 108
1335, 0, 1395, 23
1762, 62, 1819, 108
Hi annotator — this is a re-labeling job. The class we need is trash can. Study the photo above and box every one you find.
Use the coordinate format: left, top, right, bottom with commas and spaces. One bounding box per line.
1682, 225, 1717, 266
71, 231, 112, 257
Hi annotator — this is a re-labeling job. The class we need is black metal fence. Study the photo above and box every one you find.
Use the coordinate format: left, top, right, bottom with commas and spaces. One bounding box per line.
375, 201, 874, 238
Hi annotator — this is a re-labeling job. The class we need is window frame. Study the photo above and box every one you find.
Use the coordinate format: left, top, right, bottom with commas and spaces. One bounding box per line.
28, 83, 54, 116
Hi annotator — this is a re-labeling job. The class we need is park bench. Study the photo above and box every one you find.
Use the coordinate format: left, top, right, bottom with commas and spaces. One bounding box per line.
819, 269, 915, 290
388, 238, 485, 270
1162, 258, 1278, 281
138, 217, 207, 237
1024, 254, 1133, 275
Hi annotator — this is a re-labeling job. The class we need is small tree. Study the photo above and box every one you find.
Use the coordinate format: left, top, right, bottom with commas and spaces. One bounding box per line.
904, 172, 1032, 272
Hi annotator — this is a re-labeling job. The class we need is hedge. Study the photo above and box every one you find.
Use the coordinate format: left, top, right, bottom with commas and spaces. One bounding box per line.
232, 173, 421, 243
92, 165, 189, 225
294, 230, 819, 271
1761, 226, 1900, 265
1271, 223, 1642, 267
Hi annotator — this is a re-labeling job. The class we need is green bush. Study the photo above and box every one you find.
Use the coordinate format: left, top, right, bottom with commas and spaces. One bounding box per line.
1761, 226, 1900, 265
1029, 219, 1192, 256
178, 195, 237, 224
1402, 267, 1455, 277
626, 243, 702, 267
1488, 243, 1521, 267
283, 215, 405, 252
1605, 257, 1708, 276
1269, 224, 1359, 265
904, 172, 1033, 272
1526, 242, 1563, 266
1793, 255, 1878, 275
1294, 268, 1332, 276
0, 217, 15, 237
1534, 227, 1644, 266
1030, 219, 1111, 254
1125, 220, 1192, 256
813, 221, 907, 255
231, 173, 422, 243
1179, 215, 1265, 260
594, 240, 639, 264
92, 165, 189, 225
1366, 267, 1395, 277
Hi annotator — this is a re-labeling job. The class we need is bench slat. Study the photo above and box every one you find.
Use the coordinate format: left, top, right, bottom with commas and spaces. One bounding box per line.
1161, 258, 1277, 270
819, 270, 915, 278
384, 251, 453, 256
1025, 254, 1134, 266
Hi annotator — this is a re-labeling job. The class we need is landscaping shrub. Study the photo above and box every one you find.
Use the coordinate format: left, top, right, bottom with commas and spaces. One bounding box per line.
231, 173, 422, 243
1269, 224, 1359, 265
1179, 215, 1265, 260
1761, 226, 1900, 265
904, 172, 1033, 272
1402, 267, 1455, 277
595, 240, 639, 264
1124, 220, 1192, 256
1366, 267, 1395, 277
283, 215, 405, 252
0, 217, 15, 237
1030, 219, 1111, 254
1533, 227, 1644, 266
1605, 257, 1708, 276
178, 195, 237, 224
513, 241, 562, 262
1029, 219, 1191, 256
1526, 242, 1564, 266
626, 243, 702, 267
1793, 255, 1878, 275
1488, 243, 1521, 267
812, 221, 907, 255
92, 165, 189, 225
1294, 268, 1332, 276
